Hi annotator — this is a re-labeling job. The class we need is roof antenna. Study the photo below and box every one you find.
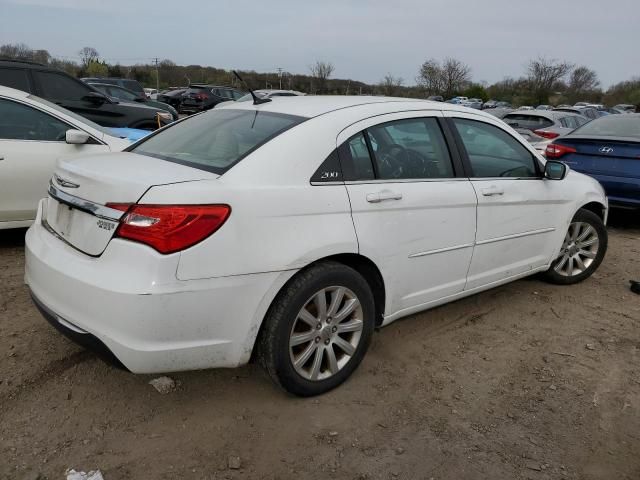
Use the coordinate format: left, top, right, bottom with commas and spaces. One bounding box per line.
232, 70, 271, 105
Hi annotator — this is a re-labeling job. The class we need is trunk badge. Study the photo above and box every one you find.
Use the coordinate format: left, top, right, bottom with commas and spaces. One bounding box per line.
599, 146, 614, 154
54, 174, 80, 189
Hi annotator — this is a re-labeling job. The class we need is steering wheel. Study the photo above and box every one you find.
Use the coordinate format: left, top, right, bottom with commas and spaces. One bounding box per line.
55, 130, 67, 141
377, 144, 408, 179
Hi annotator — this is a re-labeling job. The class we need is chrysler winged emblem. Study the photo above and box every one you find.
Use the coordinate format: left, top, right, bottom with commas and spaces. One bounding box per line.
53, 174, 80, 188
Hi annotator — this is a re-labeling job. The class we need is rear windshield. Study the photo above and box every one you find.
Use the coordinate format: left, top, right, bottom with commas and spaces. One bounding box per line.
130, 109, 305, 174
503, 114, 553, 130
571, 115, 640, 138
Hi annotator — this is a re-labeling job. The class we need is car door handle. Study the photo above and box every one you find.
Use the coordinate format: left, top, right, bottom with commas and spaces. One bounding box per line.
366, 190, 403, 203
0, 156, 4, 161
481, 186, 504, 196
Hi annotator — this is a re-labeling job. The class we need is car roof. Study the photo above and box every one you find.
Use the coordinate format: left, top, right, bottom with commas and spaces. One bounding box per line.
216, 95, 500, 120
0, 58, 47, 68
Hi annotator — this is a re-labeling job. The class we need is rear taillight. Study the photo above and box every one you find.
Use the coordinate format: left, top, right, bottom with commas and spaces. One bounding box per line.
545, 144, 576, 159
106, 204, 231, 254
533, 129, 560, 139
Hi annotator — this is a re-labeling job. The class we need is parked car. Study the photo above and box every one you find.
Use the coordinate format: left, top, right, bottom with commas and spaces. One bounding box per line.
502, 110, 589, 140
143, 88, 158, 99
484, 107, 515, 119
180, 85, 245, 113
482, 99, 499, 109
519, 106, 534, 111
546, 114, 640, 208
427, 95, 444, 102
25, 96, 608, 396
235, 89, 304, 103
460, 98, 483, 109
536, 105, 553, 110
513, 128, 549, 153
613, 104, 636, 113
0, 85, 147, 229
157, 88, 187, 110
81, 77, 146, 98
87, 82, 178, 121
554, 106, 601, 121
0, 60, 173, 130
495, 101, 512, 108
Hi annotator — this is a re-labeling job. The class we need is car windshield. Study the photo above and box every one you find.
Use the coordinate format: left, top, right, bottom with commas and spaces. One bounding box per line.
27, 94, 113, 136
130, 109, 305, 174
571, 115, 640, 138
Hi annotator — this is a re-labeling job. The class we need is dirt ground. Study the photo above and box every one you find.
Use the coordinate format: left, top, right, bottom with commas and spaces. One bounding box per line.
1, 211, 639, 480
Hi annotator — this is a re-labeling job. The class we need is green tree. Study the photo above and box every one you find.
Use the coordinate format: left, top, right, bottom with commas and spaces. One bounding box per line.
86, 60, 108, 77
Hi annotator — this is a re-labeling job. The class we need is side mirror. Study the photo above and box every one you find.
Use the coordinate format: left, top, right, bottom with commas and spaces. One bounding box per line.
82, 92, 108, 105
544, 160, 568, 180
65, 129, 90, 145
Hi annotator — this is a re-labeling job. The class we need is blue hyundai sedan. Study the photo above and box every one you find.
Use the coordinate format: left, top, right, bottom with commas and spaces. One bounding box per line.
546, 114, 640, 208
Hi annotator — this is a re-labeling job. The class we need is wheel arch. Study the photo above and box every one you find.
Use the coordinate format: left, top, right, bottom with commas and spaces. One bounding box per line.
248, 253, 386, 363
578, 201, 607, 222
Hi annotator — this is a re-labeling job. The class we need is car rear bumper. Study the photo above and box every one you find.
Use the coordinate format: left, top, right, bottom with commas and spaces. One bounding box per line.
25, 204, 289, 373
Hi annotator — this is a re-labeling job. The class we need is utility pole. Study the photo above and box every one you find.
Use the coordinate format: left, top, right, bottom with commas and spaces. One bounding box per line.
154, 57, 159, 92
276, 67, 283, 89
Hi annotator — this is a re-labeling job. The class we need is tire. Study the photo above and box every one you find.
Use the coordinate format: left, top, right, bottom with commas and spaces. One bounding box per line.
542, 208, 607, 285
259, 261, 375, 397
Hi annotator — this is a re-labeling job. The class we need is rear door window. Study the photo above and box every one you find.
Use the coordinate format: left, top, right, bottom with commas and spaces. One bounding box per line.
33, 71, 91, 100
367, 118, 455, 179
0, 68, 31, 91
338, 132, 375, 181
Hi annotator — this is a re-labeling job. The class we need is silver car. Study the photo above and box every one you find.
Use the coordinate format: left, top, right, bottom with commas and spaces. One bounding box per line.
503, 110, 590, 140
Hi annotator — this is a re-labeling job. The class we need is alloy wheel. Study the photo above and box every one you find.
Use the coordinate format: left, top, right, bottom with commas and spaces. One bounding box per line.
289, 286, 364, 381
554, 221, 599, 277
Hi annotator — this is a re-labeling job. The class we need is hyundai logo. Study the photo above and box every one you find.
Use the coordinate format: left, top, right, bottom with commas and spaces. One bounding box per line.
53, 174, 80, 189
599, 146, 614, 154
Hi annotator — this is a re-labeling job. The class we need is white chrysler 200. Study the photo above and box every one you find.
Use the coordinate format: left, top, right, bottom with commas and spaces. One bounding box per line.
25, 96, 608, 396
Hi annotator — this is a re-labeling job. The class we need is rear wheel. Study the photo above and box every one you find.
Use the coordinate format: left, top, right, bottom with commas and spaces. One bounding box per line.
260, 262, 375, 396
542, 208, 607, 285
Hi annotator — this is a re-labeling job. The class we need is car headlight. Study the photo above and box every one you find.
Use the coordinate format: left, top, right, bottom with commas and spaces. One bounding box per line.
157, 112, 173, 123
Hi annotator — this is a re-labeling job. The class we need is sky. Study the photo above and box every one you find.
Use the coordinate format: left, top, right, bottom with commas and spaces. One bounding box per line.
1, 0, 637, 88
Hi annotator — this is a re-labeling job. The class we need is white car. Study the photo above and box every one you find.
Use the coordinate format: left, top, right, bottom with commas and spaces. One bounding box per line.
0, 86, 147, 229
143, 88, 158, 100
25, 96, 609, 396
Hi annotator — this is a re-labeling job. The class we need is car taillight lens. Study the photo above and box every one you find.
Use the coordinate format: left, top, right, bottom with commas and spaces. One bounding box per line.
533, 129, 560, 139
545, 144, 577, 159
106, 204, 231, 254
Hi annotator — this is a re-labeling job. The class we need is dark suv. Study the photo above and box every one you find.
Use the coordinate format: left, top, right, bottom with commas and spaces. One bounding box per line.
180, 84, 245, 113
0, 60, 172, 129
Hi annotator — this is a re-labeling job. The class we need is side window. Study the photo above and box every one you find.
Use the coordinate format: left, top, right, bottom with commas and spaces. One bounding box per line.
338, 132, 375, 181
575, 116, 589, 126
0, 68, 30, 91
367, 118, 454, 179
453, 118, 538, 178
0, 98, 69, 141
33, 71, 91, 100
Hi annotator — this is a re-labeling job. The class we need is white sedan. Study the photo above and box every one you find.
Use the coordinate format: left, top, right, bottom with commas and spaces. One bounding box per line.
0, 86, 147, 229
25, 96, 608, 396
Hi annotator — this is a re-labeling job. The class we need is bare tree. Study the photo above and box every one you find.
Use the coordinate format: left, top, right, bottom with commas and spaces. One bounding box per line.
441, 58, 471, 98
78, 47, 99, 69
417, 58, 470, 98
527, 57, 573, 105
568, 66, 600, 100
417, 58, 444, 95
379, 73, 404, 96
0, 42, 33, 60
309, 61, 334, 94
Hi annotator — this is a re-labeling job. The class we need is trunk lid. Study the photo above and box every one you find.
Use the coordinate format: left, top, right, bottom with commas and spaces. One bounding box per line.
44, 152, 217, 256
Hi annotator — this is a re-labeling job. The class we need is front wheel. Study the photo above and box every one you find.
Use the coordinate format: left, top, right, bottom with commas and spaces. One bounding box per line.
542, 208, 607, 285
259, 262, 375, 396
